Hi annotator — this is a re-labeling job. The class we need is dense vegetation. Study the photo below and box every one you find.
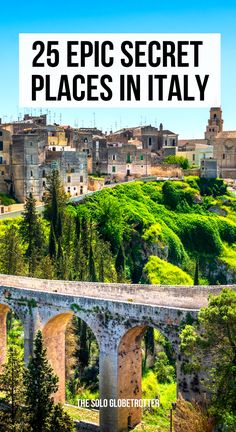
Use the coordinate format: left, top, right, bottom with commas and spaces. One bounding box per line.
1, 173, 236, 430
0, 327, 74, 432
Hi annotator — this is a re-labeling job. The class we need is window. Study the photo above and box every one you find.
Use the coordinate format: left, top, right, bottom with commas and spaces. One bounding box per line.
1, 171, 4, 175
42, 170, 46, 178
0, 157, 3, 164
67, 176, 71, 183
30, 142, 33, 146
84, 138, 88, 143
112, 154, 116, 160
0, 131, 2, 136
112, 166, 116, 173
43, 181, 46, 187
141, 165, 143, 168
80, 175, 83, 183
223, 154, 226, 160
52, 147, 56, 151
80, 186, 83, 194
192, 154, 195, 161
67, 187, 70, 191
126, 153, 131, 163
140, 154, 144, 161
71, 168, 75, 173
0, 142, 3, 151
31, 170, 33, 177
148, 137, 152, 146
172, 139, 176, 146
165, 139, 167, 146
31, 155, 33, 164
74, 187, 76, 190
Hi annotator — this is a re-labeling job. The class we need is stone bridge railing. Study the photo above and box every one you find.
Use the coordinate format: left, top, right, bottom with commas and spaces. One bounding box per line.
0, 274, 234, 309
0, 275, 236, 432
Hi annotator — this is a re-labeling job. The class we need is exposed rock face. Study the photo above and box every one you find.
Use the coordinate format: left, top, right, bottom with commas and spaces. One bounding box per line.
201, 258, 236, 285
208, 205, 227, 216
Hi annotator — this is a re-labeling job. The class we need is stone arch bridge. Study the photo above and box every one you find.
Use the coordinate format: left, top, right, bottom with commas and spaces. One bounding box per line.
0, 275, 234, 432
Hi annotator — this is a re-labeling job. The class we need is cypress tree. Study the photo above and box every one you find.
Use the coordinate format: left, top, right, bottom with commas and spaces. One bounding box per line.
24, 331, 58, 432
0, 225, 25, 275
47, 404, 75, 432
0, 346, 28, 431
49, 223, 57, 259
81, 217, 89, 259
115, 243, 125, 282
20, 193, 44, 275
44, 170, 67, 240
194, 258, 199, 285
88, 242, 97, 282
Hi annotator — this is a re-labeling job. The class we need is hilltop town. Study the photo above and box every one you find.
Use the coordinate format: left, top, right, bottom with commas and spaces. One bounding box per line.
0, 107, 234, 207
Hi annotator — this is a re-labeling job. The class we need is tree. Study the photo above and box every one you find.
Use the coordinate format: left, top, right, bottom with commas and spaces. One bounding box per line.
47, 404, 75, 432
49, 222, 57, 259
20, 193, 44, 275
24, 331, 58, 432
194, 258, 199, 285
88, 242, 97, 282
0, 225, 25, 275
164, 155, 190, 170
0, 346, 28, 432
44, 170, 67, 240
115, 243, 125, 282
180, 288, 236, 427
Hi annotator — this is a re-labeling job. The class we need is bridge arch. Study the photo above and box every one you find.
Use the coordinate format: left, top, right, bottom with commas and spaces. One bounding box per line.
116, 322, 178, 431
42, 310, 101, 404
0, 302, 25, 368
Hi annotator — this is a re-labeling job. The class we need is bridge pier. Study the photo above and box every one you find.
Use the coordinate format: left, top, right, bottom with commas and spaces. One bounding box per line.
42, 312, 73, 403
0, 304, 10, 367
99, 326, 145, 432
99, 346, 119, 432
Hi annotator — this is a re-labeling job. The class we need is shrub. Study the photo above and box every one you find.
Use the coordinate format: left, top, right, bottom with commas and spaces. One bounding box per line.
164, 155, 190, 169
143, 256, 193, 285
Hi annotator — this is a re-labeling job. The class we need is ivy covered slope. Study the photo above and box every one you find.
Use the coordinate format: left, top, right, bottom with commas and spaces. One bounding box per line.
71, 177, 236, 285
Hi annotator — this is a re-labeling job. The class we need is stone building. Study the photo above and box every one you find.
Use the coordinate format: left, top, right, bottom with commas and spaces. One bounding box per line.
43, 150, 88, 198
11, 129, 47, 202
107, 143, 152, 179
1, 115, 88, 203
108, 124, 178, 156
200, 158, 218, 178
92, 123, 178, 177
204, 107, 236, 179
0, 128, 11, 195
177, 140, 213, 166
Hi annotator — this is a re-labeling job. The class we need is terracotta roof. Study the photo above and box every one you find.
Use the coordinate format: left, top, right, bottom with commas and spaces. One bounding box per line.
178, 139, 208, 146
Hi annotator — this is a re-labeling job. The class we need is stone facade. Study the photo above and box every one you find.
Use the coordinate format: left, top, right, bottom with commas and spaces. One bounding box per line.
0, 274, 234, 432
0, 128, 11, 195
0, 115, 88, 202
177, 141, 213, 166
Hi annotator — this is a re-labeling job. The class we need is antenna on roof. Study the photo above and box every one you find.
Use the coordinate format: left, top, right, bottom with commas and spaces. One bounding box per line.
93, 112, 96, 128
59, 113, 62, 124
